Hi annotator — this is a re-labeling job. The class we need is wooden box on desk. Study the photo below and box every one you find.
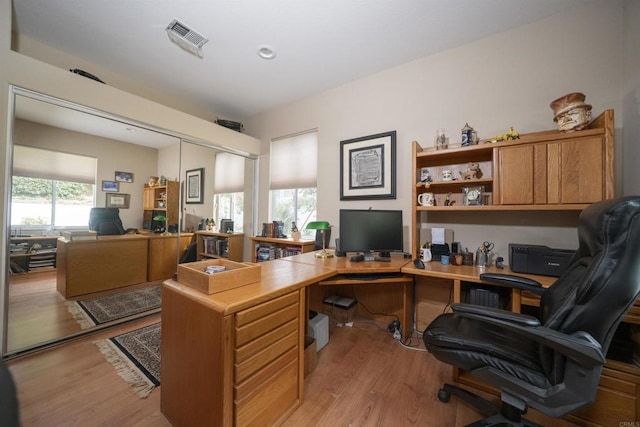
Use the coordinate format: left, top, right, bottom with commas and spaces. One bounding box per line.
177, 259, 261, 294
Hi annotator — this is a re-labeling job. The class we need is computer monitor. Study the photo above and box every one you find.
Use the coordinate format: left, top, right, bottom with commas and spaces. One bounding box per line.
339, 209, 403, 256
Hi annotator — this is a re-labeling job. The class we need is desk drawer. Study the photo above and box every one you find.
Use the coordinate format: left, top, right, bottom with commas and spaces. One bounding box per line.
235, 330, 298, 383
235, 357, 299, 427
236, 292, 298, 327
235, 318, 297, 364
235, 346, 298, 402
235, 298, 299, 347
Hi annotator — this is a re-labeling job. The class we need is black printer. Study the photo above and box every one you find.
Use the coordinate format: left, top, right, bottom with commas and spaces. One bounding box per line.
509, 243, 575, 277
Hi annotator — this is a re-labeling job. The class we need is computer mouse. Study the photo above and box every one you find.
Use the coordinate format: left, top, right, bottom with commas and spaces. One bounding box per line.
413, 258, 425, 269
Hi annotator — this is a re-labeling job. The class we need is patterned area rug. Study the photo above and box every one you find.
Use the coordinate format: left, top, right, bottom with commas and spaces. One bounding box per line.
66, 284, 161, 329
94, 322, 161, 398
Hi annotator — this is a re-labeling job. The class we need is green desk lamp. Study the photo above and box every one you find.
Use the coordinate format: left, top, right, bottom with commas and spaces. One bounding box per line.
306, 221, 333, 258
153, 214, 171, 236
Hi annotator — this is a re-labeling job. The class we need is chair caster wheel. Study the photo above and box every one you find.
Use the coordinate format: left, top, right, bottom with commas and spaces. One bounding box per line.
437, 388, 450, 403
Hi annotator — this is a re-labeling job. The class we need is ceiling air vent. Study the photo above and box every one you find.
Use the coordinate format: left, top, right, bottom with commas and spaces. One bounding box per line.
166, 19, 209, 57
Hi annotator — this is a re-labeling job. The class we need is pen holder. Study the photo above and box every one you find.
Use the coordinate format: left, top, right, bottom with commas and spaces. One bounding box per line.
475, 250, 488, 268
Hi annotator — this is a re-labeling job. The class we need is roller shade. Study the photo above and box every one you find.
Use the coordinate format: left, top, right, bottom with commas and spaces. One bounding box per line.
270, 130, 317, 190
214, 152, 245, 193
13, 145, 96, 184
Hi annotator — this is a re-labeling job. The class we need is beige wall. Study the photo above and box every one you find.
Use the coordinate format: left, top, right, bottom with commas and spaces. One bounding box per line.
623, 0, 640, 196
245, 2, 628, 261
13, 119, 159, 228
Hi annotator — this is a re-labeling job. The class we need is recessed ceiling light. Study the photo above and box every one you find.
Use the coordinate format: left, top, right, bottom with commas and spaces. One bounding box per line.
257, 45, 276, 60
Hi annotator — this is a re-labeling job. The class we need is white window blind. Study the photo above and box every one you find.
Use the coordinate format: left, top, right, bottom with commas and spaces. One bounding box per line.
13, 145, 96, 184
270, 130, 317, 190
214, 152, 245, 193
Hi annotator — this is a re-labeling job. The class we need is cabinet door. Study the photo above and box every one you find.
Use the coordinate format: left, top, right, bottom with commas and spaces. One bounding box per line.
143, 187, 155, 210
498, 145, 537, 205
548, 136, 604, 204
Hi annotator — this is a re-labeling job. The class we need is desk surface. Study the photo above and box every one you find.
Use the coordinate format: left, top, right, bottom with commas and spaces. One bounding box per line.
283, 251, 411, 274
166, 251, 558, 315
402, 262, 557, 288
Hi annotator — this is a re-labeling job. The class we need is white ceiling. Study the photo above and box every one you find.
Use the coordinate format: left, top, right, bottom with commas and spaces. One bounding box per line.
12, 0, 595, 123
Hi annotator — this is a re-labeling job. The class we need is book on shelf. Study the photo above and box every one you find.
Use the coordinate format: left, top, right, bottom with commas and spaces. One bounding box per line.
261, 221, 286, 238
202, 236, 229, 258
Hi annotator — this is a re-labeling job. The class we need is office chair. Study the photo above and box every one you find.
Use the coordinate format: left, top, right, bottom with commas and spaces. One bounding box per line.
423, 196, 640, 426
88, 207, 126, 235
0, 360, 19, 426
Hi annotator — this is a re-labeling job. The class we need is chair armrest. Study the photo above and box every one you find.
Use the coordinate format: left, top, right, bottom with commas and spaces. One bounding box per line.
453, 309, 605, 368
451, 303, 540, 326
479, 273, 545, 295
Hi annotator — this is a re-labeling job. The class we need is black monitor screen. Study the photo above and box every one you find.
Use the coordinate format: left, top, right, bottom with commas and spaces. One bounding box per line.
339, 209, 403, 254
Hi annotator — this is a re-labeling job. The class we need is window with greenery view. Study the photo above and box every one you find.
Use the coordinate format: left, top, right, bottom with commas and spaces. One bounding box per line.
11, 176, 95, 228
214, 192, 244, 232
270, 188, 317, 237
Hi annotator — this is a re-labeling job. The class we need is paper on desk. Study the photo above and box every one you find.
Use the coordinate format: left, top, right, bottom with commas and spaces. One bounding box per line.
431, 228, 445, 245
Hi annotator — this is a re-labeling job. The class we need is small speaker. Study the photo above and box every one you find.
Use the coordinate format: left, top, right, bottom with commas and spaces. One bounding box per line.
335, 238, 345, 257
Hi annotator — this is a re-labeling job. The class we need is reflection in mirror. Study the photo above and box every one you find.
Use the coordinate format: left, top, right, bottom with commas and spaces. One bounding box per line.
5, 88, 182, 356
4, 88, 257, 358
178, 140, 256, 263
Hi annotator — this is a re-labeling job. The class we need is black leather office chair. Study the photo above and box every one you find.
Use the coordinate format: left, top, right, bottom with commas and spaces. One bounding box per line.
88, 207, 126, 235
0, 360, 20, 426
423, 196, 640, 426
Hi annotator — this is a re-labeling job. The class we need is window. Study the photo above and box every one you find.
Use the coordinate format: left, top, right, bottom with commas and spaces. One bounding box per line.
270, 130, 317, 237
213, 152, 245, 232
11, 146, 96, 229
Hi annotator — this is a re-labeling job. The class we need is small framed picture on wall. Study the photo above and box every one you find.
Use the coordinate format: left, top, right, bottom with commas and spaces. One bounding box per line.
101, 180, 119, 192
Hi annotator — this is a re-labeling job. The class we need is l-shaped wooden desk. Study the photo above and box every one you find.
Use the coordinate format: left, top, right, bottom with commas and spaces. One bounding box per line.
160, 251, 632, 427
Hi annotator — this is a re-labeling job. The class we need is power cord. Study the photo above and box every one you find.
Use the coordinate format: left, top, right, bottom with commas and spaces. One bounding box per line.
352, 286, 402, 340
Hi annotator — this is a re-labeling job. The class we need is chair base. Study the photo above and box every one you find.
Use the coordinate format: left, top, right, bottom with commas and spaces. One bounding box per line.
438, 383, 542, 427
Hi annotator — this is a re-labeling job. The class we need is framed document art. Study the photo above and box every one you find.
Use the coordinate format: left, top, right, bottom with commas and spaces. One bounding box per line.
186, 168, 204, 204
340, 130, 396, 200
105, 193, 130, 209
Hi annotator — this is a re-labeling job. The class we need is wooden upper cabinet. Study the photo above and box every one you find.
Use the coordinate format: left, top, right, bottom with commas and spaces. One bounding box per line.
496, 110, 613, 206
498, 144, 535, 205
549, 136, 606, 204
498, 133, 610, 205
143, 186, 156, 210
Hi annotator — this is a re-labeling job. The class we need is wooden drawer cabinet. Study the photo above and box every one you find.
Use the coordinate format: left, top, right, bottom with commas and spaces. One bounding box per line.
234, 292, 301, 425
570, 364, 640, 426
162, 281, 304, 427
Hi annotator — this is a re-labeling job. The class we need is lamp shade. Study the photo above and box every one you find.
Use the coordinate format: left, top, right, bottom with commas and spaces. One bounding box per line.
306, 221, 330, 230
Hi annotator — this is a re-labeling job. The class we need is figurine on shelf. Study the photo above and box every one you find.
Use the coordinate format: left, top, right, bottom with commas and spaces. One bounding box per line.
419, 167, 432, 186
487, 127, 520, 144
444, 192, 455, 206
291, 221, 301, 240
459, 162, 482, 180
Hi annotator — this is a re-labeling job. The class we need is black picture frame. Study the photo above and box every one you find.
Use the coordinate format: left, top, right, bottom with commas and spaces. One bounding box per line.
185, 168, 204, 204
340, 130, 396, 200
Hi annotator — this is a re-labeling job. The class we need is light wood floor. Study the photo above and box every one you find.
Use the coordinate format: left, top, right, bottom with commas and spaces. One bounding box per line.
6, 316, 579, 426
7, 271, 160, 353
